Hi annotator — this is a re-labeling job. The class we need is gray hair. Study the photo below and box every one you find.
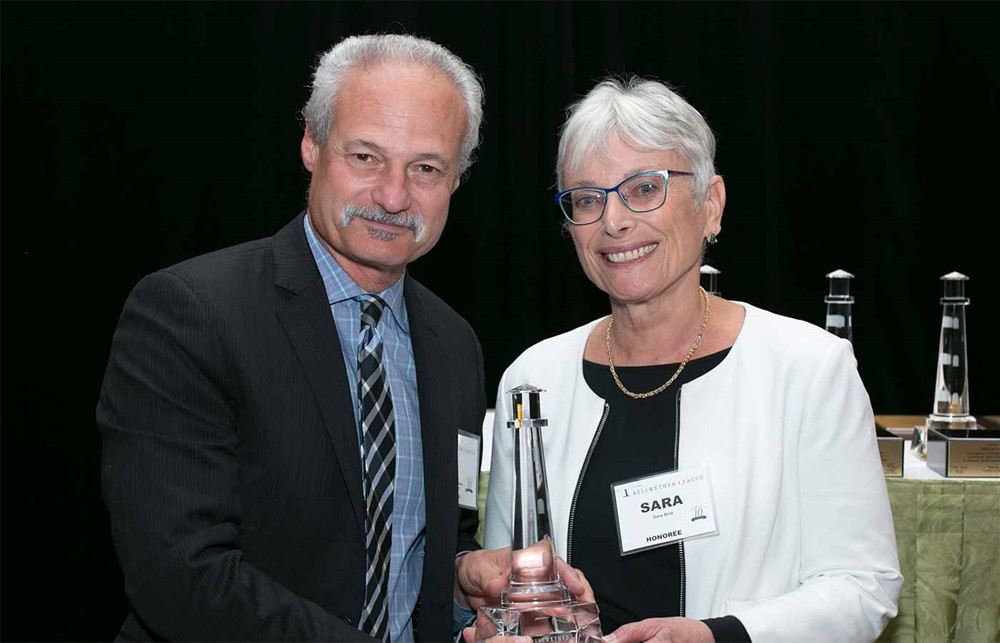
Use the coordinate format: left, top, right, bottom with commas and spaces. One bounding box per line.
302, 34, 485, 177
557, 76, 717, 205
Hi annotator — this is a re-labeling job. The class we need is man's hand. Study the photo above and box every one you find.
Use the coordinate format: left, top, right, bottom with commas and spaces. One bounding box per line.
455, 547, 512, 612
455, 547, 596, 611
456, 548, 597, 643
553, 556, 595, 605
604, 617, 714, 643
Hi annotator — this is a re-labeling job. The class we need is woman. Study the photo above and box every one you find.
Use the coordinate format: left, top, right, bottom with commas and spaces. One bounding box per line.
483, 77, 901, 642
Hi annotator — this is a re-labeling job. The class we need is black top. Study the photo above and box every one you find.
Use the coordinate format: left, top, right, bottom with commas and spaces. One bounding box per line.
574, 349, 751, 642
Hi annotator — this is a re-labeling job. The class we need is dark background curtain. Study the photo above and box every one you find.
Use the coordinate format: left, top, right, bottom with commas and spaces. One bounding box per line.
3, 2, 997, 640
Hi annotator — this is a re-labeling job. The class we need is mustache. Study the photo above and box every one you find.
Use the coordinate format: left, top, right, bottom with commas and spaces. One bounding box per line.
340, 204, 426, 242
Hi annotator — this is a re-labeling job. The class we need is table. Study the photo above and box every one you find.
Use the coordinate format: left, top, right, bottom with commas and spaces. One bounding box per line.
876, 416, 1000, 642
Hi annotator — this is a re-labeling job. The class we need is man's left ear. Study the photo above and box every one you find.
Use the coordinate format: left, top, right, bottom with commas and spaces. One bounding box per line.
452, 175, 462, 193
703, 175, 726, 237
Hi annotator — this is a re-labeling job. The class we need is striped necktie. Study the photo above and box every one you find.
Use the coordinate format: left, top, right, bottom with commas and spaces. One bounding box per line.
358, 294, 395, 641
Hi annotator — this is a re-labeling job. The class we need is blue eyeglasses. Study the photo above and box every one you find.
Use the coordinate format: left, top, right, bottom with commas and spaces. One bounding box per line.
555, 169, 694, 225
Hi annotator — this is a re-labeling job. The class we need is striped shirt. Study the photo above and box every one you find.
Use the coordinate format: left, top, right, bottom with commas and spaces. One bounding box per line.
304, 215, 425, 643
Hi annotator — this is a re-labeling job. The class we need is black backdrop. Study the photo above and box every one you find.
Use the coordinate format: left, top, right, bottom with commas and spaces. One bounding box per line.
3, 2, 998, 640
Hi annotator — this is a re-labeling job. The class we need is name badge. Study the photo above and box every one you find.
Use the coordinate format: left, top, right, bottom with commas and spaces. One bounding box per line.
457, 431, 481, 510
611, 464, 718, 555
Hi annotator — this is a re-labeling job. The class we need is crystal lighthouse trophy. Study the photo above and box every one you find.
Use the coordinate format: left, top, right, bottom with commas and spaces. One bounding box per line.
475, 385, 603, 643
826, 269, 908, 476
917, 272, 977, 457
824, 269, 854, 342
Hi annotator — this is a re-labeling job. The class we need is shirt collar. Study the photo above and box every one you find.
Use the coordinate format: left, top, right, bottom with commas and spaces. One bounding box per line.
303, 214, 409, 335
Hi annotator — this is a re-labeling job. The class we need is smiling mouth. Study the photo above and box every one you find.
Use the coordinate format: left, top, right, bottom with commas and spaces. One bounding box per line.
602, 243, 658, 264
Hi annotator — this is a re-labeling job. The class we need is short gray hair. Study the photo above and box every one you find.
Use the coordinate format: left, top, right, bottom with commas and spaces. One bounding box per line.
302, 34, 485, 177
557, 76, 717, 204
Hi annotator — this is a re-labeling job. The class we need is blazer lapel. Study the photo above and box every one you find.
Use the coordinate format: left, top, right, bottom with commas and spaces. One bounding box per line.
405, 278, 451, 542
272, 214, 365, 533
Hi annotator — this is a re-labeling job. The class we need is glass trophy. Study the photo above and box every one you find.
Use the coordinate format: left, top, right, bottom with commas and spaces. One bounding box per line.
475, 385, 603, 643
700, 264, 721, 297
828, 269, 908, 475
824, 269, 854, 342
915, 272, 977, 458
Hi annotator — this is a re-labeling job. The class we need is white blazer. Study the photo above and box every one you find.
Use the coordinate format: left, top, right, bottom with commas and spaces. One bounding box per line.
484, 302, 901, 642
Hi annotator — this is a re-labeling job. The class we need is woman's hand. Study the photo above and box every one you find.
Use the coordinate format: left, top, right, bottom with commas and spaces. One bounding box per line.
604, 617, 714, 643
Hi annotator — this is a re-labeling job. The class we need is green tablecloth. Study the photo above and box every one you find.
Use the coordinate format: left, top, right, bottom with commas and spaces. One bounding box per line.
476, 472, 1000, 642
880, 479, 1000, 643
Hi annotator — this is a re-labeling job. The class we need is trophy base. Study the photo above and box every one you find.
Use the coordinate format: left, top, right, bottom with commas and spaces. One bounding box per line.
927, 427, 1000, 478
913, 414, 978, 459
476, 601, 603, 643
875, 426, 905, 477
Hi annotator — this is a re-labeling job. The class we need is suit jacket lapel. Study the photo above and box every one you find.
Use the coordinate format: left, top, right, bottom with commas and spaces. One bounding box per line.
405, 278, 450, 540
272, 214, 365, 533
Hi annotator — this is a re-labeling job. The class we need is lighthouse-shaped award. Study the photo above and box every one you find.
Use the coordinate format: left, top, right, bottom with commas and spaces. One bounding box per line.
474, 385, 603, 642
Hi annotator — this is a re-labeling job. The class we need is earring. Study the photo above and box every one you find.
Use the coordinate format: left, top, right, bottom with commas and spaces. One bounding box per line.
706, 233, 718, 246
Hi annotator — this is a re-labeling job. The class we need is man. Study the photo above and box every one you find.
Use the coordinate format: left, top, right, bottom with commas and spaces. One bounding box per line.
98, 34, 510, 641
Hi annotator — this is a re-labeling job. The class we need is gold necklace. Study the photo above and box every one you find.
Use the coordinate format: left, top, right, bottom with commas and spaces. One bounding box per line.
606, 286, 711, 400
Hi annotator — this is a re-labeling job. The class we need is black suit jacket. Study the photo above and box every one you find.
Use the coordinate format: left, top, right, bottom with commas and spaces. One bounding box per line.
98, 214, 485, 641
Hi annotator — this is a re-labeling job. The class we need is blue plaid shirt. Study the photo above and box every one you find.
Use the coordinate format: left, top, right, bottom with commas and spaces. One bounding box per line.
305, 216, 425, 643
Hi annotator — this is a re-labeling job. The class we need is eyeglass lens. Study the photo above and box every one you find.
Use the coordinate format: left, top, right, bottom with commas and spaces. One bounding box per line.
560, 172, 668, 224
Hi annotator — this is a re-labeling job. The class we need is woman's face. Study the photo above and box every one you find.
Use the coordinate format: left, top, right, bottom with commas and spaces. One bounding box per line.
565, 135, 724, 306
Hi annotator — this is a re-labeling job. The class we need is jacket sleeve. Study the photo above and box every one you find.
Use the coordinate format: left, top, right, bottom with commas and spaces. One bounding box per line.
734, 339, 903, 642
97, 270, 370, 641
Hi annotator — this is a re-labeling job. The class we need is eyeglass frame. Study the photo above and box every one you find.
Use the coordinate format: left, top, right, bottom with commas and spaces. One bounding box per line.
554, 169, 695, 226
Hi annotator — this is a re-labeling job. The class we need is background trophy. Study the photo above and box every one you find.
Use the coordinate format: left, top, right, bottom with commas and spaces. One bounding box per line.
914, 272, 976, 457
475, 385, 603, 643
824, 269, 907, 476
823, 269, 854, 342
919, 273, 996, 475
700, 264, 721, 297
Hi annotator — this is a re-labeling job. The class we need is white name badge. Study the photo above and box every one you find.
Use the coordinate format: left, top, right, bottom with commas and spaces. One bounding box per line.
457, 431, 481, 510
611, 464, 718, 555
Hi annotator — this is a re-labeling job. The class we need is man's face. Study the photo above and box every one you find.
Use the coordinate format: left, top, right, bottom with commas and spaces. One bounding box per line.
301, 62, 467, 291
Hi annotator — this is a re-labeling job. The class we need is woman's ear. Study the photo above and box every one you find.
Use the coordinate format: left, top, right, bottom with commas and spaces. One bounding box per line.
703, 174, 726, 237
